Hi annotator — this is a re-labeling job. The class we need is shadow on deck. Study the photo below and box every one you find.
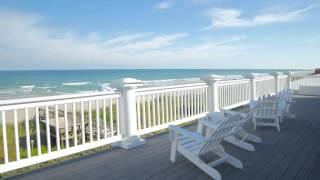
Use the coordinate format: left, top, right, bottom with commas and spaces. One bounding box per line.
9, 96, 320, 180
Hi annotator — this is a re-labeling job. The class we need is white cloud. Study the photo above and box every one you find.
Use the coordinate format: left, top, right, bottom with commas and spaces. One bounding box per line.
155, 1, 173, 10
203, 5, 318, 30
0, 9, 249, 69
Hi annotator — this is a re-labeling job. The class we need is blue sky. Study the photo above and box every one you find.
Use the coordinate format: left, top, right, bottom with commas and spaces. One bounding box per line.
0, 0, 319, 69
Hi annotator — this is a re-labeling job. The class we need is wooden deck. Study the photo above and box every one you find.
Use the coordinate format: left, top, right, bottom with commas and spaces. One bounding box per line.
8, 95, 320, 180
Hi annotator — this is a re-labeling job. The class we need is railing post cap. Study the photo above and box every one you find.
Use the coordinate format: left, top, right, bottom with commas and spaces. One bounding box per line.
110, 78, 144, 89
201, 74, 223, 82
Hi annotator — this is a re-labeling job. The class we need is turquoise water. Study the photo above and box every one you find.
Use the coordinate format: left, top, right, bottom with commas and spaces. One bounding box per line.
0, 69, 297, 100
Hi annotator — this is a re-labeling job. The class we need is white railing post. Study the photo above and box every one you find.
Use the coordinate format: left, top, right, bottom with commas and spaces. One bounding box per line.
245, 74, 257, 101
286, 71, 293, 89
272, 72, 281, 93
111, 78, 145, 149
201, 75, 222, 112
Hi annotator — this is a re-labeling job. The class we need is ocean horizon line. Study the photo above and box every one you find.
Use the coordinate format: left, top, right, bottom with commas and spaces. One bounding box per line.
0, 68, 308, 72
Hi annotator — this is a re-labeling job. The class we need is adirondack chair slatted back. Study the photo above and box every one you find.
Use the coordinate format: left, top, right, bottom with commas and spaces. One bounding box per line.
260, 94, 287, 111
199, 114, 244, 153
250, 94, 288, 118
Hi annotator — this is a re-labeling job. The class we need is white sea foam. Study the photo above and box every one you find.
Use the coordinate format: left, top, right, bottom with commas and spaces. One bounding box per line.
0, 90, 15, 94
62, 82, 91, 86
37, 86, 52, 89
20, 85, 35, 89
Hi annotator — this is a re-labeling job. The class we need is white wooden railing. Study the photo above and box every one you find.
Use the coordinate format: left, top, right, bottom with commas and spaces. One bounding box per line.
278, 75, 288, 91
135, 83, 208, 135
0, 92, 121, 173
255, 76, 276, 97
291, 75, 320, 91
217, 79, 251, 109
0, 70, 317, 173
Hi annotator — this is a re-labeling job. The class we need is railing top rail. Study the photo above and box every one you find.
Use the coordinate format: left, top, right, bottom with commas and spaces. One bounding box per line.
291, 74, 320, 78
136, 82, 207, 93
291, 70, 314, 76
0, 91, 120, 107
216, 78, 250, 85
254, 76, 275, 81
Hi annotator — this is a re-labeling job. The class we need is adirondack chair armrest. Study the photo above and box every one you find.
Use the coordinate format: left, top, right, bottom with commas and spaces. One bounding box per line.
169, 125, 206, 142
221, 109, 247, 118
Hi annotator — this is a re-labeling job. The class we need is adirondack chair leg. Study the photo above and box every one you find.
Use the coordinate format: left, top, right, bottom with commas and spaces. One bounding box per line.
235, 127, 262, 143
245, 133, 262, 143
279, 115, 284, 123
276, 118, 280, 132
180, 147, 222, 180
224, 155, 243, 169
224, 136, 255, 151
253, 116, 257, 131
212, 145, 243, 169
169, 131, 178, 163
194, 157, 222, 180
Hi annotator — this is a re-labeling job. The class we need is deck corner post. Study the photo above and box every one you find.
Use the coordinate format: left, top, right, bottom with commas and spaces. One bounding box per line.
245, 74, 257, 101
111, 78, 145, 149
272, 72, 281, 93
285, 71, 293, 89
201, 75, 222, 112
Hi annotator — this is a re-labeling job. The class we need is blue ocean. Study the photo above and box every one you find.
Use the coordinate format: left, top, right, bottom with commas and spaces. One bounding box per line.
0, 69, 297, 100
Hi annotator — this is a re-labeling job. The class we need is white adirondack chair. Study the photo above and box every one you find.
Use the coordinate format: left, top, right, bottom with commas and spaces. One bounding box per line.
258, 89, 295, 122
250, 99, 284, 132
169, 114, 245, 180
261, 90, 295, 119
198, 110, 262, 152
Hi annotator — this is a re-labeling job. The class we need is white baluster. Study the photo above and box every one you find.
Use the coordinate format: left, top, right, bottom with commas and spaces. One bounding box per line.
25, 108, 31, 158
96, 100, 100, 141
80, 102, 85, 144
136, 96, 141, 130
2, 111, 8, 163
152, 94, 156, 126
147, 94, 151, 127
103, 99, 107, 138
73, 102, 78, 146
45, 106, 51, 153
35, 107, 41, 155
55, 105, 60, 150
109, 98, 114, 137
142, 95, 146, 128
64, 104, 69, 148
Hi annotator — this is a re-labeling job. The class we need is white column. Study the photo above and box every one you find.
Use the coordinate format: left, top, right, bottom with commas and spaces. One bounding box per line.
272, 72, 281, 93
201, 75, 222, 113
245, 74, 257, 101
111, 78, 145, 149
286, 71, 293, 89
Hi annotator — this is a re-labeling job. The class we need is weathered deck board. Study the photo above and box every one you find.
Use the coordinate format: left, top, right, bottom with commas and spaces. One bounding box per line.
8, 95, 320, 180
